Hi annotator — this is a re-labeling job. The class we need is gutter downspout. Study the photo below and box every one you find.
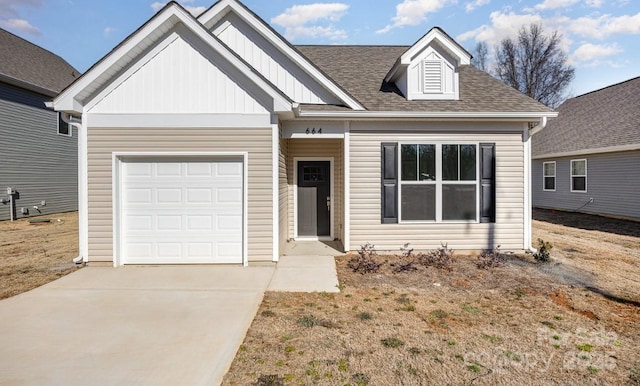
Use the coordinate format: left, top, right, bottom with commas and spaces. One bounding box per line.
60, 112, 85, 266
525, 116, 549, 253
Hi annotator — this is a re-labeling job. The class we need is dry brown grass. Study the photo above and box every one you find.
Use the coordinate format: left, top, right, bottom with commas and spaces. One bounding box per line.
224, 211, 640, 385
0, 211, 80, 299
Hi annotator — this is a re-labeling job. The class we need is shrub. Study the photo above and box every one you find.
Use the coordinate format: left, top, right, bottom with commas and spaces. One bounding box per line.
348, 243, 383, 274
477, 245, 506, 269
381, 337, 405, 348
297, 315, 334, 328
533, 238, 553, 262
254, 374, 284, 386
391, 243, 418, 273
419, 243, 454, 271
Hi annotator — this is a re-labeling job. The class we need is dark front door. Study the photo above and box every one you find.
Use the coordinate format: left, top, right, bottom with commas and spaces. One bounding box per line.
297, 161, 330, 237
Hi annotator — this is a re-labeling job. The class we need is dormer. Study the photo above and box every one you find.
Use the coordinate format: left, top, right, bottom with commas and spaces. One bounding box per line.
385, 27, 471, 101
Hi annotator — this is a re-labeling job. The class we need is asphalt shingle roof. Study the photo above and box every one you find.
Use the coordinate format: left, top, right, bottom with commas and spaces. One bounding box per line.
295, 45, 552, 113
0, 28, 79, 95
532, 77, 640, 157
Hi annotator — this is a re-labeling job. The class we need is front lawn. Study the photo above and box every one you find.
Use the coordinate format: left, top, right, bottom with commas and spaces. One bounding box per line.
223, 211, 639, 385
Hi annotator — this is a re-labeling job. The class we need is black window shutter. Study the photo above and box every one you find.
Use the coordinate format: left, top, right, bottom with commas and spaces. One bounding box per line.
381, 142, 398, 223
479, 143, 496, 223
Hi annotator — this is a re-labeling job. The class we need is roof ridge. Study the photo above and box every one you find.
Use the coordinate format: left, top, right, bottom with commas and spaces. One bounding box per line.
0, 27, 77, 73
571, 76, 640, 100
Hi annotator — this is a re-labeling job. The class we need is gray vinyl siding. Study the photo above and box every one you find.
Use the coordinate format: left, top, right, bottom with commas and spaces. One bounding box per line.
348, 123, 526, 252
0, 82, 77, 221
86, 127, 273, 263
533, 150, 640, 221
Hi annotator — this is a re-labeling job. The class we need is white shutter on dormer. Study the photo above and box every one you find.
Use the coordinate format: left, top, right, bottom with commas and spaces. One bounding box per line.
423, 60, 442, 93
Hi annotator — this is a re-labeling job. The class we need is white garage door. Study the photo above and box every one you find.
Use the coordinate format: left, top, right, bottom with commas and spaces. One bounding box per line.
120, 159, 243, 264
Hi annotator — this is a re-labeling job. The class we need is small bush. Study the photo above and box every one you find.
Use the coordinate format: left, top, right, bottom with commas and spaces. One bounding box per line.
391, 243, 418, 273
261, 310, 276, 317
381, 337, 405, 348
477, 245, 506, 269
630, 364, 640, 384
254, 374, 284, 386
357, 312, 373, 320
297, 315, 334, 328
352, 373, 370, 385
348, 243, 383, 274
533, 238, 553, 262
419, 243, 454, 271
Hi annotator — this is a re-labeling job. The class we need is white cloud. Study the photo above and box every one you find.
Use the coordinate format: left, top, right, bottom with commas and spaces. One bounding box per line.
567, 13, 640, 38
271, 3, 349, 41
0, 0, 42, 18
377, 0, 453, 34
465, 0, 490, 13
103, 26, 117, 37
533, 0, 579, 11
0, 18, 41, 35
585, 0, 604, 7
457, 11, 544, 46
572, 42, 622, 63
151, 1, 206, 17
0, 0, 42, 35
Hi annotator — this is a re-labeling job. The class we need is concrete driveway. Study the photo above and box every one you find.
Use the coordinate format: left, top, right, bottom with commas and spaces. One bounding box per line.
0, 266, 275, 386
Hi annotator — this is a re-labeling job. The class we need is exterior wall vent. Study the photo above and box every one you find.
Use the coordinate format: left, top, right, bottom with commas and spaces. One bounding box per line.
423, 60, 442, 94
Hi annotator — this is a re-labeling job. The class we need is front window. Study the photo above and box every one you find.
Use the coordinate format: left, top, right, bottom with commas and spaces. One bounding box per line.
571, 159, 587, 192
400, 143, 477, 222
543, 161, 556, 191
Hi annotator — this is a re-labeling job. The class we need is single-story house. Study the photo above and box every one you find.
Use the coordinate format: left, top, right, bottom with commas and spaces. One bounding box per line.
0, 28, 79, 220
532, 77, 640, 221
52, 0, 556, 266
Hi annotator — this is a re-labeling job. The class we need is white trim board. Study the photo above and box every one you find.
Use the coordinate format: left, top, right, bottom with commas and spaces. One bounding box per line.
293, 157, 335, 241
111, 151, 249, 267
533, 143, 640, 160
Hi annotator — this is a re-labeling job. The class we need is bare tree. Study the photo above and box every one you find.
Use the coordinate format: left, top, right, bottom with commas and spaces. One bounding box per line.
471, 41, 489, 72
494, 23, 574, 108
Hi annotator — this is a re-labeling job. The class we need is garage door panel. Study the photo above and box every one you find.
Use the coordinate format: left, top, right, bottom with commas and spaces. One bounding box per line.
120, 159, 243, 264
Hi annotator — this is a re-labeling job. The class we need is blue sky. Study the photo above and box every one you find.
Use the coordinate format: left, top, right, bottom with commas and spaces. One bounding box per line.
1, 0, 638, 97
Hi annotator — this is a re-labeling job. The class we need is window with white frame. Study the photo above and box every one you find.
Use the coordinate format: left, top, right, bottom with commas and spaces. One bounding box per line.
543, 161, 556, 191
57, 113, 71, 136
571, 159, 587, 192
400, 143, 477, 222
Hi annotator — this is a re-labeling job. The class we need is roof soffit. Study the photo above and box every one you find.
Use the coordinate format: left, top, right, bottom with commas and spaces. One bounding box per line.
54, 2, 291, 114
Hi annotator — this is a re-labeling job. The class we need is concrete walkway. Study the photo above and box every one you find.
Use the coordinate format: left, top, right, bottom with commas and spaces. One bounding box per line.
0, 258, 339, 386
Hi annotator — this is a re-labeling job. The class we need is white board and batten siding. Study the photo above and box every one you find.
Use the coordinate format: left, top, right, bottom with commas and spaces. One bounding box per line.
348, 122, 526, 252
87, 128, 273, 264
88, 33, 269, 114
212, 12, 342, 106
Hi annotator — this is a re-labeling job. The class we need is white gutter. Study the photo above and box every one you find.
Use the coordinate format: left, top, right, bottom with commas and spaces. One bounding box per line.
294, 107, 558, 121
528, 116, 548, 136
59, 112, 85, 265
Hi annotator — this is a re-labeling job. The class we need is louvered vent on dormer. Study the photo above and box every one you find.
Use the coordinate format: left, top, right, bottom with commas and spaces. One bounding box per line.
423, 60, 442, 93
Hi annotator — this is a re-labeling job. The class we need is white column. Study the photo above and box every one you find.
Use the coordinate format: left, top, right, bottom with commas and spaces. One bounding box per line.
343, 121, 350, 252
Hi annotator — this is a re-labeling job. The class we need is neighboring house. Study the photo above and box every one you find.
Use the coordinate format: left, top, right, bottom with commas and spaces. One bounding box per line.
52, 0, 556, 266
532, 77, 640, 221
0, 28, 79, 220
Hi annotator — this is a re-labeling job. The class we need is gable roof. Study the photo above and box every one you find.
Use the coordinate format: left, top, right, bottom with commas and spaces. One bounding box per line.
197, 0, 364, 110
532, 77, 640, 158
53, 1, 291, 114
0, 28, 78, 96
296, 45, 554, 116
385, 27, 471, 83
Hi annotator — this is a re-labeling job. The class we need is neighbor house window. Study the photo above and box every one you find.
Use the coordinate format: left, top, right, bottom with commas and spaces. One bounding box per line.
543, 161, 556, 191
57, 113, 71, 136
571, 159, 587, 192
400, 143, 477, 222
